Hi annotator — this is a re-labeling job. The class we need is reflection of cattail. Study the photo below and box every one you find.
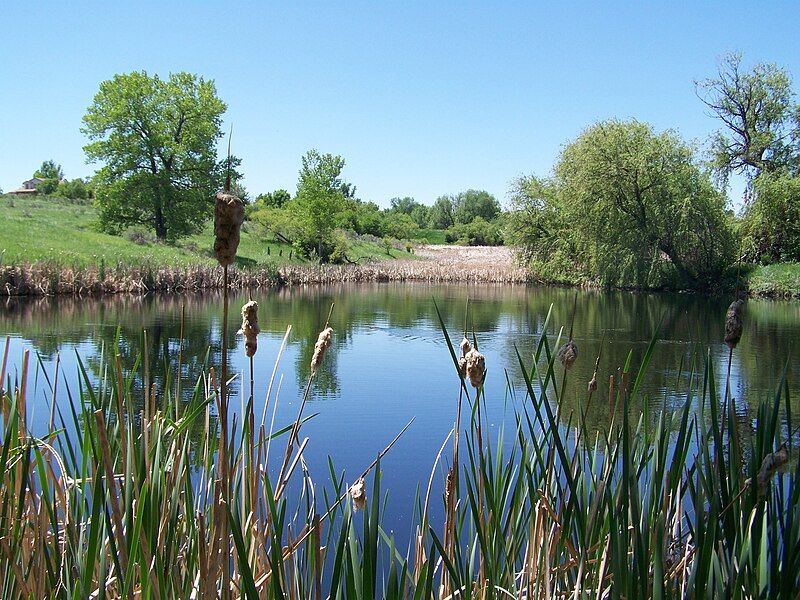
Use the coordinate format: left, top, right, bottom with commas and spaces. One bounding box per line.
724, 299, 745, 350
238, 300, 260, 357
557, 340, 578, 370
310, 327, 333, 373
214, 191, 245, 267
464, 349, 486, 388
350, 477, 367, 511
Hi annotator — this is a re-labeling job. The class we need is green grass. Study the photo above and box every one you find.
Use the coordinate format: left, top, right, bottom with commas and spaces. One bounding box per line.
415, 228, 448, 244
0, 194, 399, 269
747, 262, 800, 297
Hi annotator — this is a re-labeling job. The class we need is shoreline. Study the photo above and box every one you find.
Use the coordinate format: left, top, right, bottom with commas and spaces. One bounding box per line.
1, 245, 798, 299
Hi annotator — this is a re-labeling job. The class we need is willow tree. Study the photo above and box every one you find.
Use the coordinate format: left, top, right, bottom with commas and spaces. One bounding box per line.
83, 71, 226, 241
510, 120, 735, 288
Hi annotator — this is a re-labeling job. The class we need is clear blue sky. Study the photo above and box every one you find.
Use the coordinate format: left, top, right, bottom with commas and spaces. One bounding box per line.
1, 1, 798, 208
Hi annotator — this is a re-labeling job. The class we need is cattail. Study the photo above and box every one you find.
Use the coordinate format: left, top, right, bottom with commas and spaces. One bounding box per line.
310, 326, 333, 373
460, 337, 471, 356
464, 348, 486, 388
349, 477, 367, 511
588, 376, 598, 394
214, 190, 245, 267
557, 340, 578, 370
748, 445, 789, 494
724, 299, 745, 350
237, 300, 260, 357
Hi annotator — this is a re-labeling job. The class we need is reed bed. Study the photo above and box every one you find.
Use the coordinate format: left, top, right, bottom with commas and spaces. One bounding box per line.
1, 246, 529, 296
0, 295, 798, 598
0, 262, 281, 296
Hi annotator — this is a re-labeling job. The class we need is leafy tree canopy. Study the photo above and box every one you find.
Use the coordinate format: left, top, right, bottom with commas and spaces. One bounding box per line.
82, 71, 227, 241
509, 120, 735, 288
293, 149, 354, 261
255, 189, 291, 208
34, 160, 64, 181
428, 195, 456, 229
696, 53, 800, 184
453, 189, 501, 224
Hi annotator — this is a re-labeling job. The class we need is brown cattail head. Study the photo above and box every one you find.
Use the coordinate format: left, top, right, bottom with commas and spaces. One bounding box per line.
588, 376, 598, 394
460, 337, 471, 356
464, 348, 486, 388
238, 300, 260, 357
310, 326, 333, 373
724, 299, 745, 350
349, 477, 367, 511
214, 191, 245, 267
750, 445, 789, 495
557, 340, 578, 370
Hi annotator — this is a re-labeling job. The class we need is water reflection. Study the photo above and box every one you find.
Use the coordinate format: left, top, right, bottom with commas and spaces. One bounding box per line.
2, 285, 798, 425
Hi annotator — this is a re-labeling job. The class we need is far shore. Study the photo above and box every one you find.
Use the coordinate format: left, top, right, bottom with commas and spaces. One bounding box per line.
1, 245, 798, 299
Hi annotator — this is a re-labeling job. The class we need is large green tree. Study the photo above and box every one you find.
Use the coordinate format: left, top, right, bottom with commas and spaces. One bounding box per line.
83, 71, 226, 241
698, 54, 800, 263
696, 53, 799, 183
293, 149, 354, 261
453, 189, 501, 224
510, 120, 735, 288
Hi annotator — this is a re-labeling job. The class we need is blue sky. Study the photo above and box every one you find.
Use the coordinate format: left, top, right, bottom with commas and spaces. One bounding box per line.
1, 1, 798, 208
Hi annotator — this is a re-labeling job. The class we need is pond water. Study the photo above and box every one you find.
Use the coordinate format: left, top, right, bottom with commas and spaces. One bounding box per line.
1, 283, 798, 539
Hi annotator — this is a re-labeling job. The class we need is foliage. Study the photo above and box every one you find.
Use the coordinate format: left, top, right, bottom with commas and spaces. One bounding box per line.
33, 159, 64, 181
445, 216, 503, 245
510, 120, 736, 288
292, 149, 353, 261
453, 188, 501, 224
82, 71, 227, 241
697, 53, 800, 184
255, 188, 291, 208
382, 211, 420, 240
56, 178, 92, 200
741, 172, 800, 263
428, 195, 456, 229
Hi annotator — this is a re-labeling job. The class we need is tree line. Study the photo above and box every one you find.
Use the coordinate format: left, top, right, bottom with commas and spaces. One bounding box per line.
508, 53, 800, 288
14, 53, 798, 284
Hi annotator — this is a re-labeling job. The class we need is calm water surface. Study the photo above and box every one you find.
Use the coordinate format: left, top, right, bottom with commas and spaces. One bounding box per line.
1, 283, 798, 536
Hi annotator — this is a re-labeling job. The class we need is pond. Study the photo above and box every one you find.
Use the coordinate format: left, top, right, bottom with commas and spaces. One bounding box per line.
1, 283, 798, 539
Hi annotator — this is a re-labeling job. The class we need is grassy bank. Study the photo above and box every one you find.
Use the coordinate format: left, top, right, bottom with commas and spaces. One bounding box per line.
0, 303, 798, 597
747, 262, 800, 298
0, 194, 424, 294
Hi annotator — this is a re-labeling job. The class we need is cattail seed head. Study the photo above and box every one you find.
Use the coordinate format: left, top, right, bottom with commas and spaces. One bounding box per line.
588, 376, 598, 394
724, 299, 745, 350
464, 348, 486, 388
460, 337, 471, 356
557, 340, 578, 370
350, 477, 367, 511
310, 326, 333, 373
752, 445, 789, 495
238, 300, 260, 357
214, 191, 245, 267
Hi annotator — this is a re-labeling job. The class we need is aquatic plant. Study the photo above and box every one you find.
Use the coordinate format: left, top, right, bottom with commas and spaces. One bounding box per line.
0, 298, 797, 597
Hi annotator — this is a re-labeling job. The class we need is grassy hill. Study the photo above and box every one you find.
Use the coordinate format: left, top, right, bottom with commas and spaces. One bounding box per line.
0, 194, 408, 269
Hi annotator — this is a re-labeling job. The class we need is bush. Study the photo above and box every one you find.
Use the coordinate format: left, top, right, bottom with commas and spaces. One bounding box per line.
125, 226, 157, 246
445, 217, 504, 246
